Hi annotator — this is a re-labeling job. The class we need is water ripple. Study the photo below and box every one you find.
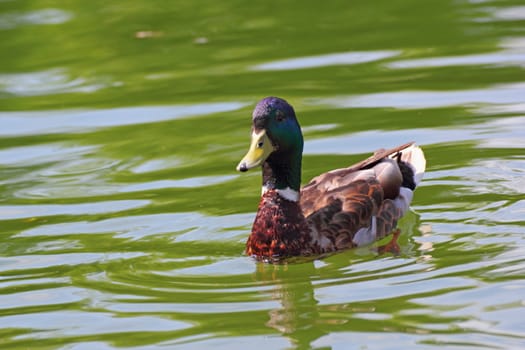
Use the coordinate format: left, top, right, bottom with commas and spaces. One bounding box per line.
2, 310, 191, 339
0, 286, 86, 310
118, 175, 238, 193
310, 82, 525, 109
251, 50, 400, 71
17, 212, 252, 241
387, 51, 525, 69
0, 9, 72, 30
315, 276, 476, 305
107, 299, 280, 314
304, 116, 525, 155
0, 68, 109, 96
0, 102, 247, 136
0, 200, 150, 220
0, 253, 145, 272
0, 143, 97, 167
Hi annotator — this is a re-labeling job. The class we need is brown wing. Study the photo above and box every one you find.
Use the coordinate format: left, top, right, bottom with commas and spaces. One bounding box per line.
303, 179, 383, 250
301, 142, 413, 216
299, 143, 412, 250
303, 142, 413, 188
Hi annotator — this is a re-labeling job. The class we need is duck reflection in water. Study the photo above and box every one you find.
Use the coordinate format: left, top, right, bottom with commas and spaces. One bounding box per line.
255, 262, 324, 349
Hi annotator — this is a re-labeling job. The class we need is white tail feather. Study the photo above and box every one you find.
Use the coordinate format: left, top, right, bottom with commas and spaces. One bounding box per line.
390, 144, 426, 187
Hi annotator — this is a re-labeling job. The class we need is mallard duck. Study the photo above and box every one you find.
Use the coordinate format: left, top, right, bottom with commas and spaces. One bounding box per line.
237, 97, 425, 261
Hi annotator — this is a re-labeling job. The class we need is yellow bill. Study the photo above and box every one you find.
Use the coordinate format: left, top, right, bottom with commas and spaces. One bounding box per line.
236, 129, 274, 172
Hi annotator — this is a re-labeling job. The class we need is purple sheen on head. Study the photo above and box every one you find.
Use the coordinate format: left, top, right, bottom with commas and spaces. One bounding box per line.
252, 97, 296, 122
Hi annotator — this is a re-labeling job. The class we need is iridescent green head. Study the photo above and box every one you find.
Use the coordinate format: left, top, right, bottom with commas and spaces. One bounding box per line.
237, 97, 303, 193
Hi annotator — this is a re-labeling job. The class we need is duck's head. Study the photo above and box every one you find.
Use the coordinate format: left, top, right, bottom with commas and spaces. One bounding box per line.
237, 97, 303, 192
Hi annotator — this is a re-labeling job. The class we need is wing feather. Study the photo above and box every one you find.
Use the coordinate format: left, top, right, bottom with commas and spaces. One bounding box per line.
300, 142, 421, 251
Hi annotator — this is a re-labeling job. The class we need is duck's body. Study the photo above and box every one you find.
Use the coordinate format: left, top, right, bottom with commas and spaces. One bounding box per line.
237, 97, 425, 261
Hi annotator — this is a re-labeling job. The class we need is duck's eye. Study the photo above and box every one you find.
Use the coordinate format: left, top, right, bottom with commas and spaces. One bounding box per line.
276, 111, 285, 122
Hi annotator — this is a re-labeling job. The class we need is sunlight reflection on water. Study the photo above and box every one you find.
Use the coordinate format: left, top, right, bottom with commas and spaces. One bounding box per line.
0, 200, 150, 220
0, 102, 247, 136
118, 175, 239, 192
387, 51, 525, 69
0, 8, 72, 30
1, 310, 191, 338
0, 68, 109, 96
304, 116, 525, 155
310, 83, 525, 109
17, 212, 252, 240
387, 36, 525, 69
251, 50, 400, 71
0, 252, 145, 272
0, 144, 97, 166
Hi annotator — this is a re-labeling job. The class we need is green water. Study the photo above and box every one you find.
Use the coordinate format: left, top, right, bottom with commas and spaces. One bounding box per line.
1, 0, 525, 349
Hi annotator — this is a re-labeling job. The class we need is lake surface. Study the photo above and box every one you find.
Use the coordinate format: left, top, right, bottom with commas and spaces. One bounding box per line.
1, 1, 525, 349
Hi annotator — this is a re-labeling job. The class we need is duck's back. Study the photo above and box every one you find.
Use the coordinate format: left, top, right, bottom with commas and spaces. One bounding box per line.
300, 143, 426, 250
